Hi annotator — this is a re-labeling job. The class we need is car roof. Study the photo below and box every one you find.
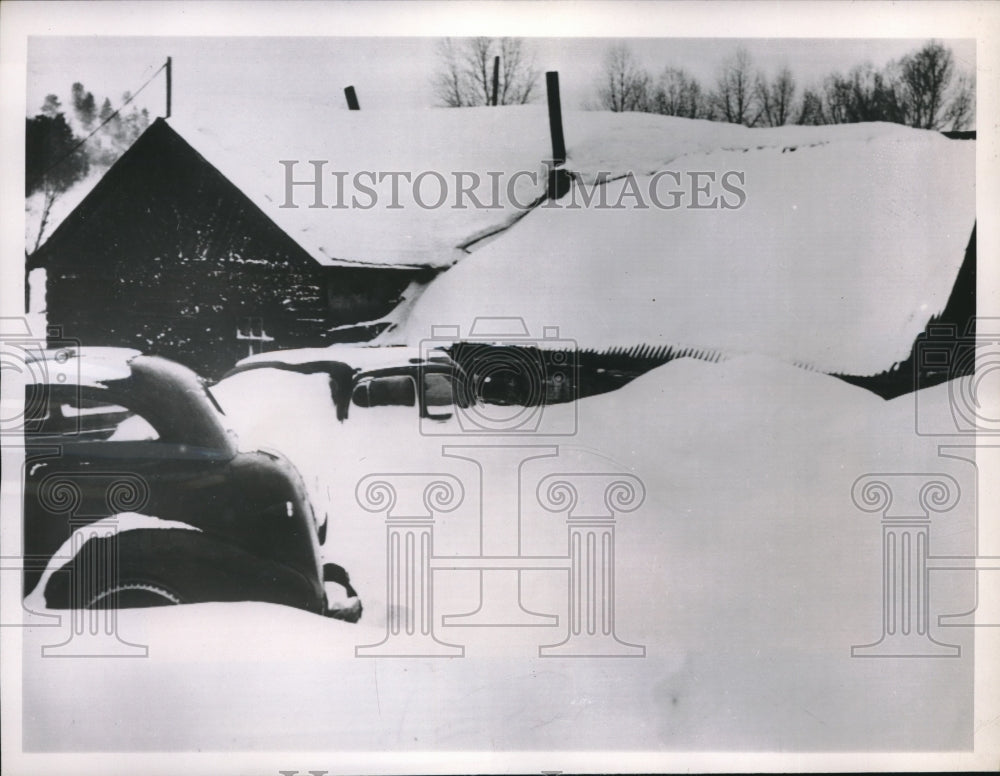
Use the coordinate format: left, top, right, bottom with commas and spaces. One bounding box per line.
233, 344, 454, 372
25, 346, 142, 387
25, 348, 236, 452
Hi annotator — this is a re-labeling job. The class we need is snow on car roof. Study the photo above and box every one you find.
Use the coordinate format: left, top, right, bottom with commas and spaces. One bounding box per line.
397, 127, 975, 377
306, 345, 447, 371
235, 344, 451, 372
26, 346, 141, 386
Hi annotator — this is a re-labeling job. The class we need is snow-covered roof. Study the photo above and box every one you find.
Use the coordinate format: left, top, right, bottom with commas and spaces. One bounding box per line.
166, 100, 553, 268
35, 93, 949, 275
395, 126, 975, 377
169, 102, 933, 271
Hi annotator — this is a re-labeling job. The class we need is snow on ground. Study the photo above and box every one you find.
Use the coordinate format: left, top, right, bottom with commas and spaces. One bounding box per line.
396, 128, 975, 377
24, 359, 977, 752
21, 105, 979, 754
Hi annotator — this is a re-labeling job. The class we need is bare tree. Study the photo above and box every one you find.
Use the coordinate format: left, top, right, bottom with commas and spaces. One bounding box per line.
755, 67, 796, 127
897, 40, 977, 130
944, 71, 975, 131
712, 47, 760, 126
597, 43, 651, 112
819, 42, 973, 130
652, 67, 710, 119
435, 39, 467, 107
822, 71, 854, 124
823, 63, 905, 124
898, 41, 954, 129
796, 88, 826, 125
434, 37, 539, 107
583, 38, 974, 132
495, 38, 537, 105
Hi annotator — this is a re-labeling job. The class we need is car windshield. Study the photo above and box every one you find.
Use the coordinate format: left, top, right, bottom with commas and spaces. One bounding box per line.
423, 372, 455, 407
24, 355, 236, 455
26, 386, 159, 443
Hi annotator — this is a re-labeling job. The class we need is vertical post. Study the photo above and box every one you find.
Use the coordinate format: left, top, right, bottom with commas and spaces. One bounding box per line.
491, 55, 500, 106
545, 71, 570, 199
546, 71, 566, 165
344, 85, 360, 111
165, 57, 172, 119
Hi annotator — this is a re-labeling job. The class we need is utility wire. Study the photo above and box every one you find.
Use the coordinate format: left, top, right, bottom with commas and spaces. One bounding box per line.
30, 61, 167, 186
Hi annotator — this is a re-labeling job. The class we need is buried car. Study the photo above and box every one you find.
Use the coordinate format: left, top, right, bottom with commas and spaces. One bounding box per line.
222, 344, 464, 422
21, 347, 359, 619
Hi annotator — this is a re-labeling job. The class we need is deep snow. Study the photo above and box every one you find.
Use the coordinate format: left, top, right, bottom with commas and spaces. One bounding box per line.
395, 129, 975, 377
20, 106, 982, 757
24, 358, 978, 752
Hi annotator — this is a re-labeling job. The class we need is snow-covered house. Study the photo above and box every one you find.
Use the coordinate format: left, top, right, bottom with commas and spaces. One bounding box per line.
393, 119, 976, 395
29, 101, 976, 389
27, 102, 556, 378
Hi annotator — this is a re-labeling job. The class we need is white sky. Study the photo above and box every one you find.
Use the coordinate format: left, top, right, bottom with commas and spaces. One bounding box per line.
27, 36, 976, 121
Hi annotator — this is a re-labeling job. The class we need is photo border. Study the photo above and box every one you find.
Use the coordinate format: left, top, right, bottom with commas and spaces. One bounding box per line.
2, 1, 998, 773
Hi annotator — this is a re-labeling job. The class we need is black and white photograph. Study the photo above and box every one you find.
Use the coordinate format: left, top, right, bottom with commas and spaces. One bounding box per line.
1, 2, 998, 773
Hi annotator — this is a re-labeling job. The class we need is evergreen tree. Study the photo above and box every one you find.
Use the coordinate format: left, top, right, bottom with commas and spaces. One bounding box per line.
25, 112, 90, 252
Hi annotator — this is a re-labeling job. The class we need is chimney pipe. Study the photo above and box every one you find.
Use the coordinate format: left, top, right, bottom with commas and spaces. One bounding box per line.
545, 71, 570, 199
491, 55, 500, 106
165, 56, 172, 119
344, 85, 360, 111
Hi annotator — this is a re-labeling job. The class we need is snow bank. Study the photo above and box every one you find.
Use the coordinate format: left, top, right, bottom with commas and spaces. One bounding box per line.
398, 129, 975, 376
209, 367, 341, 496
25, 357, 975, 752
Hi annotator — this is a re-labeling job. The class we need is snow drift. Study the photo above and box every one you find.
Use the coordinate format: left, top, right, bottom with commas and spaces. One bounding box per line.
25, 357, 976, 752
396, 127, 975, 377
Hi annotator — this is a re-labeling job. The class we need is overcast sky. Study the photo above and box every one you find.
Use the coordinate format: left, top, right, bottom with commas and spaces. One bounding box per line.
27, 36, 976, 121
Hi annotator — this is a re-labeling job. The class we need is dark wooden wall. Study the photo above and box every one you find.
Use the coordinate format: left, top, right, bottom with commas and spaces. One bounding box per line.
31, 120, 422, 380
